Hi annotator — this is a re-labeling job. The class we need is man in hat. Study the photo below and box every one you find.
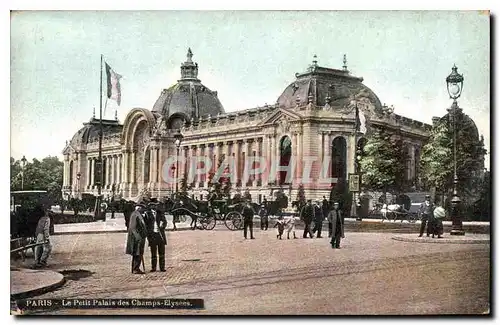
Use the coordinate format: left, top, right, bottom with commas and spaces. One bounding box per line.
300, 199, 315, 238
145, 202, 167, 272
328, 202, 345, 249
126, 201, 148, 274
33, 205, 52, 268
242, 199, 256, 239
312, 200, 324, 238
418, 195, 435, 237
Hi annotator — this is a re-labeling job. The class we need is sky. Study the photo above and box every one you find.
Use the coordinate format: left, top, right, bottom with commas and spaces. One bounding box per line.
10, 10, 491, 169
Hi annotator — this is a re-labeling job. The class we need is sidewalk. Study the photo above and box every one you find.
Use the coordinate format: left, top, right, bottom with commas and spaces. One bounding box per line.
53, 213, 490, 235
11, 267, 65, 300
392, 233, 490, 244
54, 213, 192, 235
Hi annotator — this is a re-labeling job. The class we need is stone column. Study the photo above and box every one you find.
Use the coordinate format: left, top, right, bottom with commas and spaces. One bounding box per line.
265, 135, 272, 186
297, 132, 303, 180
292, 133, 298, 183
191, 145, 198, 188
235, 140, 242, 186
243, 139, 251, 187
131, 151, 136, 184
256, 137, 263, 186
63, 158, 68, 187
90, 158, 95, 188
323, 132, 331, 183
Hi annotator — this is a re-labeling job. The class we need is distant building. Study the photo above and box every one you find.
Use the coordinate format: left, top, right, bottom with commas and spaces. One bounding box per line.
62, 49, 432, 202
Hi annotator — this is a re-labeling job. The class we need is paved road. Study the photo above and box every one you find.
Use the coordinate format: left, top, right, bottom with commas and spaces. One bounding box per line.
19, 229, 490, 315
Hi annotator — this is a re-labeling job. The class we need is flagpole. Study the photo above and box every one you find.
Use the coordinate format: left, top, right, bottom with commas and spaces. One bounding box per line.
95, 54, 104, 219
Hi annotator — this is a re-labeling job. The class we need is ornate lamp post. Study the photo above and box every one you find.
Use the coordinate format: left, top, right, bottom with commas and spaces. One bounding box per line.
174, 130, 184, 194
349, 99, 362, 221
446, 64, 465, 236
20, 155, 27, 190
76, 172, 81, 199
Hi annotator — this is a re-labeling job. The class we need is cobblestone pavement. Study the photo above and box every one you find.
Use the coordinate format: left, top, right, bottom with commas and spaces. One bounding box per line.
20, 227, 490, 315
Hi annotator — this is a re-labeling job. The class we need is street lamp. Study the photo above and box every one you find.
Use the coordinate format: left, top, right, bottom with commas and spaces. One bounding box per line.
446, 64, 465, 236
174, 130, 184, 194
76, 172, 81, 199
349, 99, 362, 221
20, 155, 27, 190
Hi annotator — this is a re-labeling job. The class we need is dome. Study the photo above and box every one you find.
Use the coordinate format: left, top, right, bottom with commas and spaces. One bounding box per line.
152, 48, 225, 121
440, 108, 480, 141
69, 118, 122, 146
277, 55, 383, 112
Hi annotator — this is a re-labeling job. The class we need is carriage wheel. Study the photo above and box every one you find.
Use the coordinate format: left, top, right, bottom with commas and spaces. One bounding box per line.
201, 216, 216, 230
225, 212, 242, 231
232, 213, 244, 230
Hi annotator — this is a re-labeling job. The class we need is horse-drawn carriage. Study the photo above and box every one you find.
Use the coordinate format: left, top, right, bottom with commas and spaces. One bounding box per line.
379, 194, 419, 223
160, 194, 258, 231
10, 190, 55, 259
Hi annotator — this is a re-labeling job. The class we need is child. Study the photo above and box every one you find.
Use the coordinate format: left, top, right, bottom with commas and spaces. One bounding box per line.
258, 204, 269, 230
274, 216, 285, 239
285, 216, 297, 239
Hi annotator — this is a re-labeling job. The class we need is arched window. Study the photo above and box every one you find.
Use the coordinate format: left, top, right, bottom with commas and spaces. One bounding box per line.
331, 137, 347, 184
279, 136, 292, 185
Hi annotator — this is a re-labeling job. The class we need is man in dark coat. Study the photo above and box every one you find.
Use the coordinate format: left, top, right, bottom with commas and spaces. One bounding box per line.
322, 196, 330, 218
328, 202, 345, 249
123, 200, 135, 230
418, 195, 435, 237
328, 202, 341, 237
311, 201, 324, 238
145, 202, 167, 272
242, 200, 256, 239
126, 202, 148, 274
300, 200, 314, 238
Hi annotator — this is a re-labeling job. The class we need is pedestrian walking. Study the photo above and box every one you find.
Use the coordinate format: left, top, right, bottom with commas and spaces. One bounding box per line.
274, 215, 285, 239
433, 205, 445, 239
242, 200, 256, 239
33, 205, 52, 268
126, 202, 148, 274
322, 196, 330, 219
312, 201, 324, 238
300, 200, 314, 238
328, 202, 345, 249
145, 203, 167, 272
418, 195, 435, 237
328, 202, 341, 238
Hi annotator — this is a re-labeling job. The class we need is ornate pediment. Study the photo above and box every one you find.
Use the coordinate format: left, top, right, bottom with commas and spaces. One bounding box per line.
258, 107, 302, 126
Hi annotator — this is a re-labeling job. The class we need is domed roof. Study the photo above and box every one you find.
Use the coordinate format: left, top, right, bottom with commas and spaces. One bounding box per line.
277, 55, 383, 112
69, 118, 122, 146
152, 48, 225, 120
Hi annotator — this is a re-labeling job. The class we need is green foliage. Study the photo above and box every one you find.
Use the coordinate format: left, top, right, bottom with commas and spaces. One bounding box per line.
420, 112, 487, 207
329, 177, 352, 217
358, 130, 407, 193
10, 156, 64, 202
420, 122, 453, 192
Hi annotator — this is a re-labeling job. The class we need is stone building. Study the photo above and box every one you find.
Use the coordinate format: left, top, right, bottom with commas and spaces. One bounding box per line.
62, 49, 432, 202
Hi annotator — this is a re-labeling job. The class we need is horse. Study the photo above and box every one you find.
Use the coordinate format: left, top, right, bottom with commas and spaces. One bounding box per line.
380, 203, 408, 222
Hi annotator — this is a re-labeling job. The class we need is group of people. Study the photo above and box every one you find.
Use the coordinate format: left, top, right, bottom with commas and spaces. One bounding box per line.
299, 198, 345, 249
126, 200, 168, 274
245, 196, 345, 249
418, 195, 445, 238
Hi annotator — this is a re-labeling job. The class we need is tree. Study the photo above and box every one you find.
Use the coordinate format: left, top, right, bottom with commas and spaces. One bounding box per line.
359, 130, 406, 196
10, 156, 64, 203
329, 177, 352, 217
420, 112, 487, 208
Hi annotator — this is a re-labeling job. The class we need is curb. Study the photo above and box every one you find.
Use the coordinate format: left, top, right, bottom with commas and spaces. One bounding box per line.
391, 235, 490, 244
11, 270, 66, 300
53, 226, 193, 236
